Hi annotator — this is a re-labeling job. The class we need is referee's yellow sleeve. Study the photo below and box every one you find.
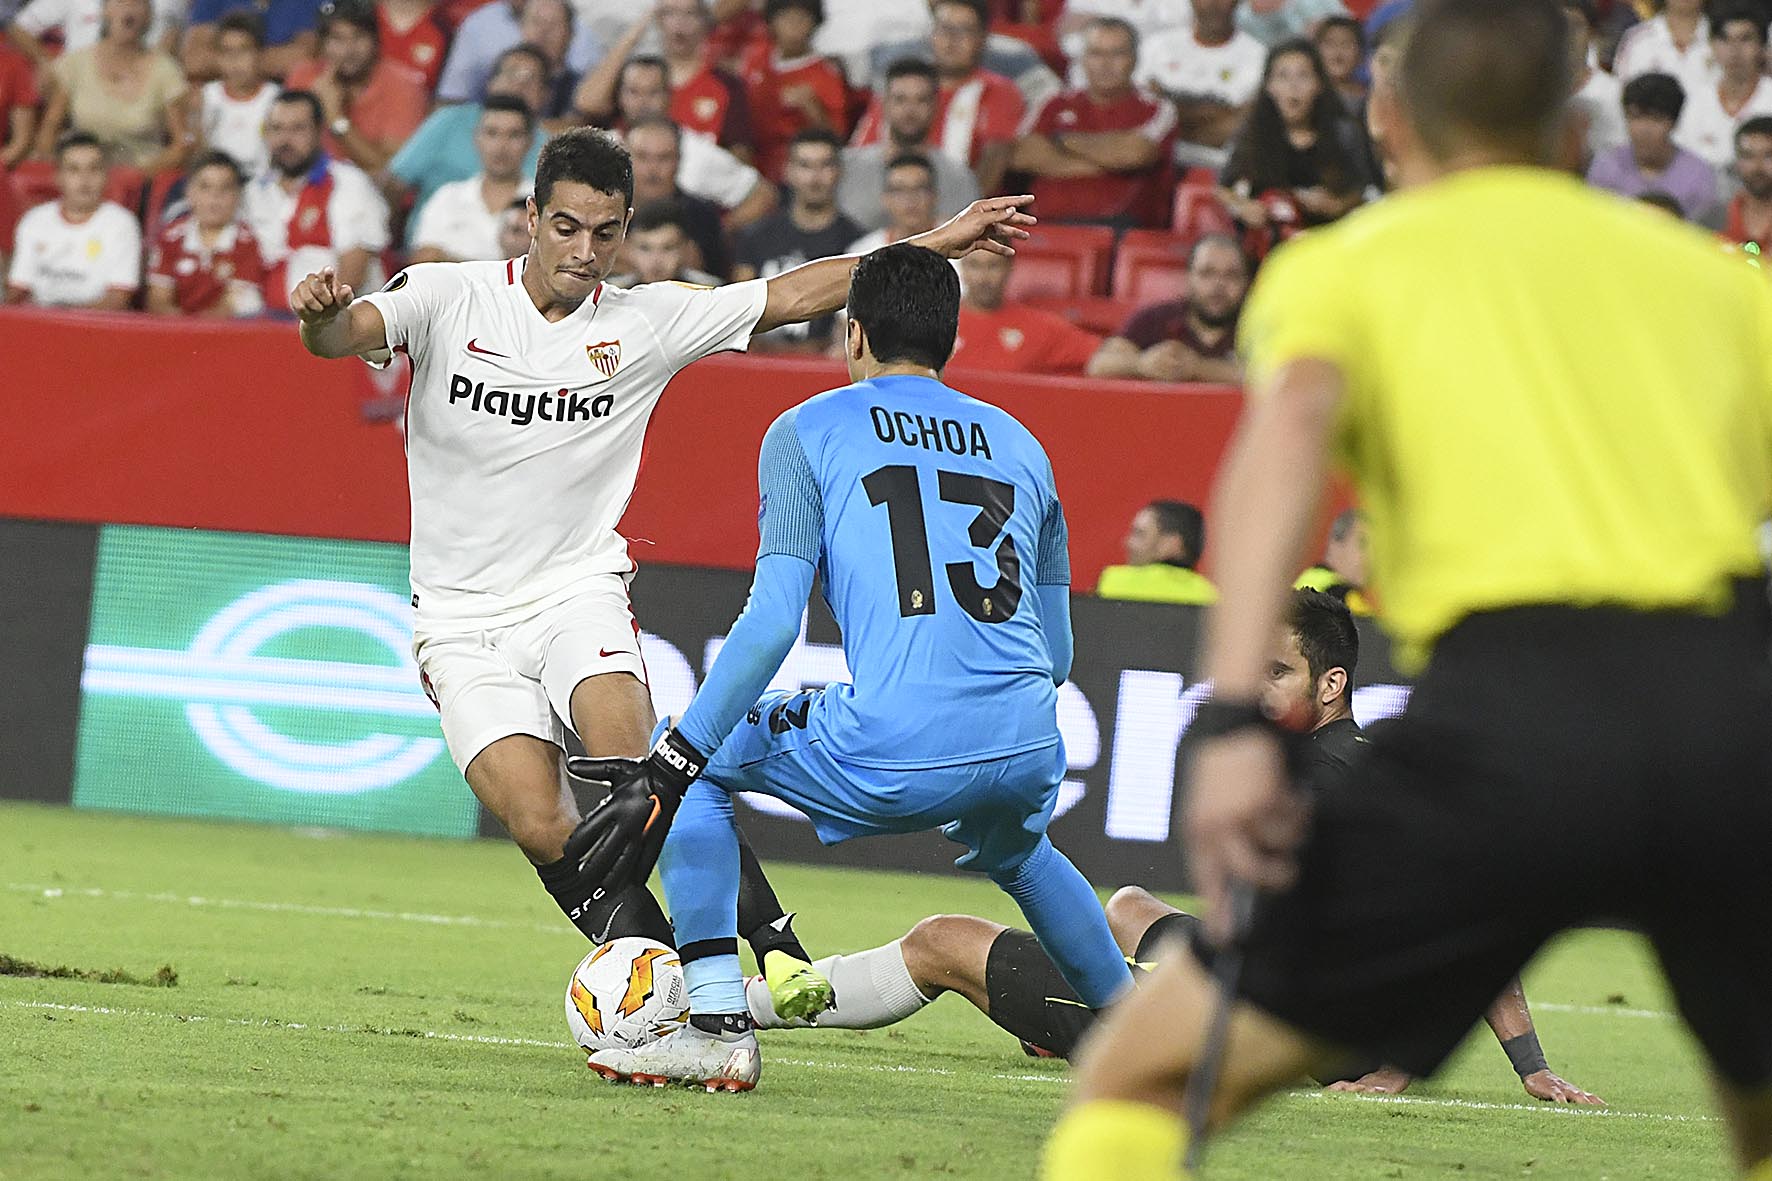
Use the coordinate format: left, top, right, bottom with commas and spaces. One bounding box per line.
1040, 1101, 1190, 1180
1237, 231, 1363, 393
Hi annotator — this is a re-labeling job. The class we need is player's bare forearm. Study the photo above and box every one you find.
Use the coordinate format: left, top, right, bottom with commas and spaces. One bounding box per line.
1483, 976, 1534, 1041
757, 254, 860, 332
293, 267, 390, 359
1200, 359, 1343, 698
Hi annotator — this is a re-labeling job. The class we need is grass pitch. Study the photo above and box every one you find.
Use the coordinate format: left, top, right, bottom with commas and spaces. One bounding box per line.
0, 803, 1734, 1179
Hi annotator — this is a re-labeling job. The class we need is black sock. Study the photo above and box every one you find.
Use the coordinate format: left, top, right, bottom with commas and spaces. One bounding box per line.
736, 832, 812, 963
690, 1011, 754, 1036
535, 857, 673, 945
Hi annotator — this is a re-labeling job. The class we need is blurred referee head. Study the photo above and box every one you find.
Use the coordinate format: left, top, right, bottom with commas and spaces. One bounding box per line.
1397, 0, 1573, 165
845, 244, 961, 377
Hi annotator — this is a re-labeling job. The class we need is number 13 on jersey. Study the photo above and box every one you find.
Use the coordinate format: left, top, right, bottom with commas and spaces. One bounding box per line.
862, 465, 1023, 624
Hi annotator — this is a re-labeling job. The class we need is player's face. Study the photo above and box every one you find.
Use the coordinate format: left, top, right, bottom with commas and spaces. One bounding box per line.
768, 7, 816, 56
930, 4, 984, 75
785, 143, 840, 208
488, 52, 549, 116
657, 0, 707, 58
1314, 25, 1361, 85
216, 28, 261, 88
1262, 628, 1325, 732
627, 126, 679, 202
959, 249, 1010, 310
102, 0, 149, 44
1080, 25, 1136, 95
188, 164, 242, 229
1123, 508, 1181, 566
56, 145, 107, 215
1737, 132, 1772, 199
881, 164, 935, 234
1266, 50, 1320, 128
518, 0, 570, 67
498, 204, 531, 257
530, 182, 629, 300
1326, 517, 1369, 587
1713, 21, 1765, 83
322, 21, 377, 81
476, 111, 531, 179
1187, 241, 1249, 327
265, 102, 322, 176
618, 63, 671, 121
882, 76, 937, 144
626, 225, 687, 284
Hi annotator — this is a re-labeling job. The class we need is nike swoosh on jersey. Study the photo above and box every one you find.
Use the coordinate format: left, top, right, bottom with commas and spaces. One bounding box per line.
466, 338, 510, 358
598, 647, 628, 658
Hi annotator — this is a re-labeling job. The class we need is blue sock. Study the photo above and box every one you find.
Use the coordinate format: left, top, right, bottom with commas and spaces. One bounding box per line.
658, 779, 748, 1015
992, 837, 1133, 1009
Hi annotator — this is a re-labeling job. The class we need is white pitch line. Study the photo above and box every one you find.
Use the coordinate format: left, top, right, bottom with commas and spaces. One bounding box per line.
1533, 1001, 1673, 1021
3, 882, 560, 935
4, 1000, 1716, 1123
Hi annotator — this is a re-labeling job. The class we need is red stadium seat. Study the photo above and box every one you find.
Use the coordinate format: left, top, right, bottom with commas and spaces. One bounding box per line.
1005, 224, 1115, 302
1171, 175, 1237, 253
1022, 296, 1138, 337
1112, 229, 1193, 306
143, 169, 183, 236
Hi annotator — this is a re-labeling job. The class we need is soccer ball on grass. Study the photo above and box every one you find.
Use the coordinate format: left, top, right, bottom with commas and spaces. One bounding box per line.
565, 937, 689, 1053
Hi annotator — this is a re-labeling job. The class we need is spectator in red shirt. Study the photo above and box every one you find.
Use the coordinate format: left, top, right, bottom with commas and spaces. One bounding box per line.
283, 0, 429, 174
0, 40, 38, 170
579, 0, 755, 159
850, 0, 1024, 196
949, 248, 1108, 375
1088, 233, 1248, 383
377, 0, 449, 93
147, 150, 267, 316
1725, 116, 1772, 251
740, 0, 851, 181
1010, 16, 1177, 228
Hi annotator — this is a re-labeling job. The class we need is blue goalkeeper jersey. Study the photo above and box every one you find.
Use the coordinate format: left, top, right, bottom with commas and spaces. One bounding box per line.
747, 372, 1070, 769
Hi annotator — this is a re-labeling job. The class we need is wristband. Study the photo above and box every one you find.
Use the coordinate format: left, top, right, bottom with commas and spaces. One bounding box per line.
648, 727, 707, 791
1500, 1031, 1548, 1077
1190, 698, 1278, 741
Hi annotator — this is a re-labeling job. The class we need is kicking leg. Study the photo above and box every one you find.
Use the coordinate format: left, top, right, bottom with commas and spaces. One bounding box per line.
749, 914, 990, 1032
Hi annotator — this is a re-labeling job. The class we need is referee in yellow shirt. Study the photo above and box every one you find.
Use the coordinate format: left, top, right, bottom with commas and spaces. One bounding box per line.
1042, 0, 1772, 1177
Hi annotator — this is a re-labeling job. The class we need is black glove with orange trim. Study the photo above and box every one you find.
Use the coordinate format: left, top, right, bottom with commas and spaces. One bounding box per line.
564, 729, 706, 892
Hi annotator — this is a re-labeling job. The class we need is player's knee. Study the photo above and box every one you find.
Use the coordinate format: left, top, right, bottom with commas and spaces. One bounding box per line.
1106, 885, 1164, 953
902, 914, 997, 994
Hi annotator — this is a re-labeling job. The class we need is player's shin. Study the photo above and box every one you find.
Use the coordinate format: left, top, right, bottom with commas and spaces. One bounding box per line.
535, 856, 673, 944
993, 838, 1133, 1010
659, 780, 750, 1018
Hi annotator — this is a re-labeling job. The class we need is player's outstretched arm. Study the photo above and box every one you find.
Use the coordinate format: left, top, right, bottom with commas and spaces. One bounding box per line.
292, 266, 391, 360
1482, 977, 1604, 1105
753, 196, 1037, 333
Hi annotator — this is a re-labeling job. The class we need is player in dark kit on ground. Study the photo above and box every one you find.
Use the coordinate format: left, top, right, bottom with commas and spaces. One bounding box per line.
1044, 0, 1772, 1176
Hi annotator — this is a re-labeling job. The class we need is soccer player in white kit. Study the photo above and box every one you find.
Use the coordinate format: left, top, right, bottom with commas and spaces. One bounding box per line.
289, 127, 1034, 1004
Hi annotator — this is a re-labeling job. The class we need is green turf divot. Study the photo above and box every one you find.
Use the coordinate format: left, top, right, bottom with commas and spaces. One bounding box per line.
0, 954, 178, 987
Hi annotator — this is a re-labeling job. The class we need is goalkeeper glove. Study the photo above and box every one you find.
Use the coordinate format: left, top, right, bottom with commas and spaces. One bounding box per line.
564, 728, 707, 893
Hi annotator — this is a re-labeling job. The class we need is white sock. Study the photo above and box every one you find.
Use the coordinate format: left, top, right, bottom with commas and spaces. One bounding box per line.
747, 940, 933, 1031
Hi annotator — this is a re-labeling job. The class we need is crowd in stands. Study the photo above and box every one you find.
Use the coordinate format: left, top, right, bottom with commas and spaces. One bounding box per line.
3, 0, 1771, 385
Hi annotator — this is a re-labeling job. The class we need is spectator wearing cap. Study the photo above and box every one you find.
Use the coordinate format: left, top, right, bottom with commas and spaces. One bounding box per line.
410, 96, 535, 263
283, 0, 429, 174
1011, 16, 1177, 229
146, 150, 266, 317
34, 0, 190, 173
434, 0, 605, 106
1674, 7, 1772, 173
7, 132, 141, 309
1587, 73, 1719, 223
1088, 235, 1248, 384
949, 249, 1108, 375
606, 200, 722, 288
738, 0, 851, 182
181, 0, 321, 81
1613, 0, 1715, 99
1565, 0, 1625, 165
384, 43, 550, 236
1096, 501, 1219, 606
1724, 117, 1772, 251
195, 12, 279, 178
577, 0, 755, 158
836, 58, 978, 233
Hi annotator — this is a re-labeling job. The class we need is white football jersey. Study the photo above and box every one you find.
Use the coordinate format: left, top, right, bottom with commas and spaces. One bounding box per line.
359, 258, 767, 626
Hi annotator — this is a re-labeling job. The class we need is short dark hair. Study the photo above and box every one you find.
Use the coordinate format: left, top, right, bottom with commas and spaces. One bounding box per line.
274, 88, 325, 128
216, 9, 266, 45
1145, 500, 1205, 568
630, 199, 688, 236
884, 151, 935, 183
189, 148, 247, 186
1400, 0, 1572, 162
884, 57, 940, 89
1622, 71, 1685, 122
1713, 3, 1769, 44
847, 243, 960, 371
1288, 589, 1360, 695
481, 92, 537, 133
54, 129, 103, 163
1086, 14, 1139, 52
534, 126, 634, 210
1316, 13, 1365, 46
317, 0, 377, 38
1739, 115, 1772, 147
932, 0, 988, 29
789, 126, 844, 156
764, 0, 823, 23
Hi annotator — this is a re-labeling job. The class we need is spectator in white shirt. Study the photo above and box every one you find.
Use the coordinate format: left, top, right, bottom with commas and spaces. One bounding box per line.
1613, 0, 1715, 98
1137, 0, 1268, 161
6, 0, 181, 63
197, 10, 279, 178
1566, 0, 1625, 165
1675, 6, 1772, 173
6, 131, 141, 308
411, 96, 535, 263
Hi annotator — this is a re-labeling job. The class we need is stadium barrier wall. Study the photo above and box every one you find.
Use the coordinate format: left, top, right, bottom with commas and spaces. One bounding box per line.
0, 308, 1244, 591
0, 517, 1411, 891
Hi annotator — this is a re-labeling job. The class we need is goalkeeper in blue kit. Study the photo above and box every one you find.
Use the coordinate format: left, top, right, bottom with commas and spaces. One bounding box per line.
567, 242, 1134, 1091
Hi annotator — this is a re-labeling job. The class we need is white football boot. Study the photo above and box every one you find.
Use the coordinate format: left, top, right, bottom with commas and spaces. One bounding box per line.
586, 1022, 761, 1092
